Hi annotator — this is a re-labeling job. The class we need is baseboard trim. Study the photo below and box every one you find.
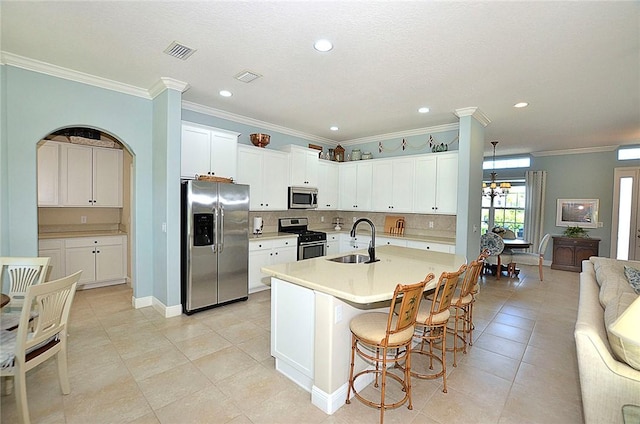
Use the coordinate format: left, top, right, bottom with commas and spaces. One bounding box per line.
132, 295, 182, 318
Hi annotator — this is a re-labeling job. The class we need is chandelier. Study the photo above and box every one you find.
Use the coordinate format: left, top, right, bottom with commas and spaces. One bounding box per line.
483, 141, 511, 200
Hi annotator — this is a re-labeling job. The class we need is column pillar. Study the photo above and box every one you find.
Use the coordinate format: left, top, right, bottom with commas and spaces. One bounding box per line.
150, 77, 189, 314
454, 107, 490, 262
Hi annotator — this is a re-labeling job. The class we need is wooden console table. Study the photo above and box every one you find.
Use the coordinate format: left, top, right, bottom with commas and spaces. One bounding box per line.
551, 236, 600, 272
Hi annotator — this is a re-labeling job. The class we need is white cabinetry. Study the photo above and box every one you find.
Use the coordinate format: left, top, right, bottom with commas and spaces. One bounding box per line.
248, 237, 297, 293
371, 158, 415, 212
64, 235, 127, 288
414, 152, 458, 214
281, 145, 319, 187
325, 233, 340, 256
237, 145, 289, 211
38, 239, 64, 281
317, 161, 339, 210
37, 141, 61, 206
180, 123, 239, 180
406, 240, 455, 253
376, 236, 408, 247
60, 143, 123, 207
340, 234, 371, 253
271, 278, 315, 391
339, 162, 373, 211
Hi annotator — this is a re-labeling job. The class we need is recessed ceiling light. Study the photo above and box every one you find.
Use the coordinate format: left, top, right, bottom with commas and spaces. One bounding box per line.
219, 90, 232, 97
330, 126, 339, 131
514, 102, 529, 108
418, 107, 430, 113
314, 39, 333, 52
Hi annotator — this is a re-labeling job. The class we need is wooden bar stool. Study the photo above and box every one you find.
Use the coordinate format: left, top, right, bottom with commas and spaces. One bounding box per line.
346, 275, 433, 424
410, 264, 466, 393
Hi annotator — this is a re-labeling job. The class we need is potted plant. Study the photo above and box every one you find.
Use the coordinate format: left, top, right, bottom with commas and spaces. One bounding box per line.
563, 226, 589, 238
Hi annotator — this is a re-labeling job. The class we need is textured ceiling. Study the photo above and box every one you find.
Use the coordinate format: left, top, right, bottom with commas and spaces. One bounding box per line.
1, 1, 638, 155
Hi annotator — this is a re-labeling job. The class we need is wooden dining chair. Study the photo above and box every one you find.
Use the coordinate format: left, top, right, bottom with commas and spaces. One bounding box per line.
0, 257, 51, 332
0, 271, 81, 424
346, 275, 432, 424
508, 233, 551, 280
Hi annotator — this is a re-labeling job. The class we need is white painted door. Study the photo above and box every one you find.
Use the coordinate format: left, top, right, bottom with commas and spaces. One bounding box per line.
181, 125, 211, 178
95, 242, 125, 281
317, 161, 338, 210
37, 141, 60, 206
210, 131, 238, 180
611, 167, 640, 260
65, 246, 96, 285
62, 144, 93, 206
435, 153, 458, 214
93, 147, 123, 207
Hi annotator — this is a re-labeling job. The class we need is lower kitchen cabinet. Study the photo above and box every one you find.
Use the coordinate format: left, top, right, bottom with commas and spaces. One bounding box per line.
39, 235, 128, 289
38, 239, 65, 281
339, 234, 371, 253
325, 234, 340, 256
406, 239, 455, 253
376, 236, 408, 247
248, 237, 297, 293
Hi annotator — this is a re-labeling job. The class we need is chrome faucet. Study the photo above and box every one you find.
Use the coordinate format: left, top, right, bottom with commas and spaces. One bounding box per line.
350, 218, 378, 263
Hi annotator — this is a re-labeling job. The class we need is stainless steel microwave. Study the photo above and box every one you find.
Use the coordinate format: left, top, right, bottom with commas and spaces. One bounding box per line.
288, 186, 318, 209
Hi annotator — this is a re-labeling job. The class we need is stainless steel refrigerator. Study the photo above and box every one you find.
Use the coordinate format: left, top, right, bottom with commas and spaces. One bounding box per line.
181, 180, 250, 314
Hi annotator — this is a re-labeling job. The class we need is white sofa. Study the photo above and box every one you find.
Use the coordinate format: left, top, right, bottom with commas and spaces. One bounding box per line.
575, 257, 640, 423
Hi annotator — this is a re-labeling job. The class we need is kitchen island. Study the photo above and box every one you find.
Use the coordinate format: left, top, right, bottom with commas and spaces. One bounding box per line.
261, 245, 466, 414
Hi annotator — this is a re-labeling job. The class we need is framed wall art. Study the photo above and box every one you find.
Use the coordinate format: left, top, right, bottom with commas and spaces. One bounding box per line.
556, 199, 599, 228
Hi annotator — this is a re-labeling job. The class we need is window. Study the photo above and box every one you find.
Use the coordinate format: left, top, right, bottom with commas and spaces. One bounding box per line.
618, 147, 640, 161
483, 157, 530, 170
481, 183, 526, 237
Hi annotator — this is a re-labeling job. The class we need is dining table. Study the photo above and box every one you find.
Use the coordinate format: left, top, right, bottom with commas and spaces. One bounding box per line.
0, 293, 9, 308
493, 238, 532, 279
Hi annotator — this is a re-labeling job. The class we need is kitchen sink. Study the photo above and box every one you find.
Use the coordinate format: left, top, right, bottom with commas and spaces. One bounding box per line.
327, 254, 370, 264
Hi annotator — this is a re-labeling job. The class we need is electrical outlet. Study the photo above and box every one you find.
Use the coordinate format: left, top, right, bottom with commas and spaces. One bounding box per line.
321, 216, 325, 222
81, 216, 87, 224
429, 221, 434, 228
353, 217, 357, 223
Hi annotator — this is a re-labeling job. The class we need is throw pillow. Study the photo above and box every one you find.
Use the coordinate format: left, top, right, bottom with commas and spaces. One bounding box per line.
624, 265, 640, 294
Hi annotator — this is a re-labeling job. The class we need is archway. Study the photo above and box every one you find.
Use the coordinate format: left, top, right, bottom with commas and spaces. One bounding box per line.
36, 126, 135, 299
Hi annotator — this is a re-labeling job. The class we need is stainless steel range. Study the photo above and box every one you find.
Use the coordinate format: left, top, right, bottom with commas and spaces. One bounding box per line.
278, 218, 327, 260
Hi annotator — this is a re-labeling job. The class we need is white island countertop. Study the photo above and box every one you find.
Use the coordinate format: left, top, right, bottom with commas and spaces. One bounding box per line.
261, 245, 466, 305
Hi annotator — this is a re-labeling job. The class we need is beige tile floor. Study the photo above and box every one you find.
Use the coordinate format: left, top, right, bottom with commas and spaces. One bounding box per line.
1, 264, 584, 423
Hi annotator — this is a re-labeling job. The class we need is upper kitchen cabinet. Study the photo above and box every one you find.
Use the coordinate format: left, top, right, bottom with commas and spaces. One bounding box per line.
317, 161, 339, 210
237, 145, 289, 211
180, 122, 239, 180
371, 157, 415, 212
45, 143, 123, 208
414, 152, 458, 215
279, 145, 319, 187
339, 161, 373, 211
37, 141, 61, 206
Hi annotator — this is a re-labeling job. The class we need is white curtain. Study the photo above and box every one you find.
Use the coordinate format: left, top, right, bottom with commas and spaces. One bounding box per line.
524, 170, 546, 252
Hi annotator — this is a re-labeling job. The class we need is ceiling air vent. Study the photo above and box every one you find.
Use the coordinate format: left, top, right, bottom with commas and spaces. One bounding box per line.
234, 70, 262, 83
164, 41, 196, 60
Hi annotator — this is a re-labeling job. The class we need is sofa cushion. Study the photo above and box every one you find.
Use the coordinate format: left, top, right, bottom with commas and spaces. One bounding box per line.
605, 292, 640, 370
624, 265, 640, 294
591, 257, 639, 307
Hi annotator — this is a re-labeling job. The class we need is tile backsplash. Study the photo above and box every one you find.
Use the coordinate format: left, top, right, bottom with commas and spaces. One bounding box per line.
249, 210, 455, 239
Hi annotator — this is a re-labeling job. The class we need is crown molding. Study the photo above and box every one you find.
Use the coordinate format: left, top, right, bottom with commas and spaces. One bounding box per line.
149, 77, 190, 98
1, 52, 151, 99
338, 123, 460, 147
181, 101, 336, 144
454, 107, 491, 127
531, 145, 619, 157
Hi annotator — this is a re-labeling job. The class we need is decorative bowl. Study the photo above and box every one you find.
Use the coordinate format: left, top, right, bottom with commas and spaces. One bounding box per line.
250, 133, 270, 148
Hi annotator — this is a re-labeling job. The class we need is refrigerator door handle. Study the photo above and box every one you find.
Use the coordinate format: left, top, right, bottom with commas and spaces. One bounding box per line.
213, 207, 219, 253
219, 205, 225, 253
